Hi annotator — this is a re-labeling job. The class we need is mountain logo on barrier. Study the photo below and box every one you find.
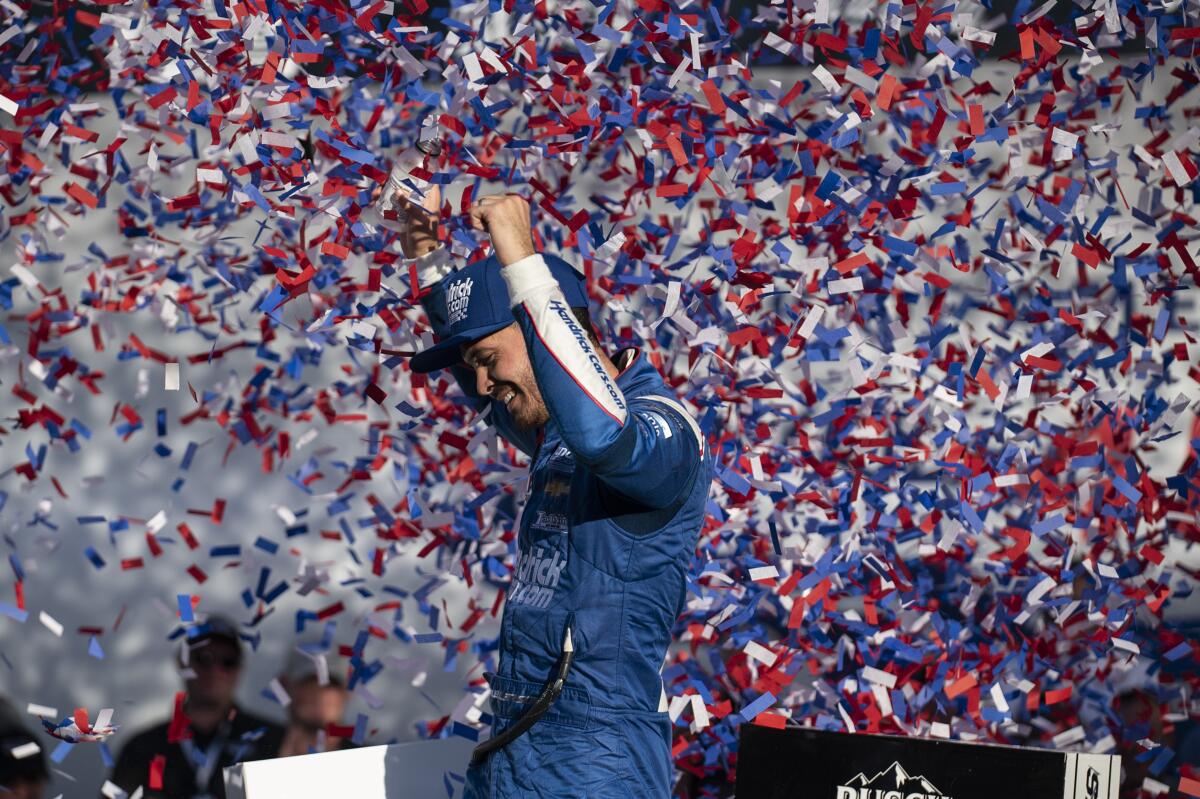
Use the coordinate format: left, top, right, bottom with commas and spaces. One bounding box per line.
836, 761, 949, 799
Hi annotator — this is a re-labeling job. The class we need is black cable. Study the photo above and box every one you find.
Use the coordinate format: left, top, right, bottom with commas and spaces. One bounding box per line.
470, 626, 575, 768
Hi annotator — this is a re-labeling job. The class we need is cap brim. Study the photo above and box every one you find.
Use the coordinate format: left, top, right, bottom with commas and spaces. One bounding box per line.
410, 320, 513, 373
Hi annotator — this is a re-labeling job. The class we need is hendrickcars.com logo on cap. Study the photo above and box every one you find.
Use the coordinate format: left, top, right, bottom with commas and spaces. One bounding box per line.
836, 761, 949, 799
446, 276, 473, 326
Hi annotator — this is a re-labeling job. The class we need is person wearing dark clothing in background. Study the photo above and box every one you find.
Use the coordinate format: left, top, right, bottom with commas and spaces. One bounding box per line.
0, 697, 48, 799
107, 616, 282, 799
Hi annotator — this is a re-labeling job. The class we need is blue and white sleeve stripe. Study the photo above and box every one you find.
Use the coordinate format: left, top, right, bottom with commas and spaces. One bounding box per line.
503, 254, 628, 458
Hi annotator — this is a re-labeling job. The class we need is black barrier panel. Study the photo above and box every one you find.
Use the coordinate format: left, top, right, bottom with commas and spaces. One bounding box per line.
736, 725, 1119, 799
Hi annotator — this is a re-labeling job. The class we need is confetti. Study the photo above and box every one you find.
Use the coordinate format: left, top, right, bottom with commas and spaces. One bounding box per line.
38, 611, 63, 638
9, 741, 41, 760
0, 0, 1195, 795
41, 708, 118, 743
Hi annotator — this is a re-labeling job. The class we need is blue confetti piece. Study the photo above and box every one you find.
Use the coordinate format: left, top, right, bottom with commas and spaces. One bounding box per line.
84, 547, 106, 569
99, 741, 114, 768
352, 713, 368, 745
1112, 476, 1142, 503
930, 181, 967, 196
959, 501, 984, 533
0, 603, 28, 622
738, 691, 776, 722
49, 740, 73, 763
178, 594, 195, 622
1033, 512, 1066, 537
181, 441, 198, 470
254, 537, 279, 555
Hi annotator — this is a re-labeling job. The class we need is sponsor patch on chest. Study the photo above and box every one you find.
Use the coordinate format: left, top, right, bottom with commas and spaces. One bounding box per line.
531, 510, 568, 532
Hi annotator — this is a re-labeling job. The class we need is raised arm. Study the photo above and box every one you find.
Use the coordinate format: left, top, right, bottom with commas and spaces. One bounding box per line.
401, 190, 538, 456
466, 195, 704, 508
502, 254, 703, 508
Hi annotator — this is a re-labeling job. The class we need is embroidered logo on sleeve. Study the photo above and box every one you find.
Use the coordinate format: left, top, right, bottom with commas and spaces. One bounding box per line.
643, 411, 673, 438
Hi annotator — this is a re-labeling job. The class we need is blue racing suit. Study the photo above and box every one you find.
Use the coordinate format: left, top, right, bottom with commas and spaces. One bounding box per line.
413, 249, 713, 797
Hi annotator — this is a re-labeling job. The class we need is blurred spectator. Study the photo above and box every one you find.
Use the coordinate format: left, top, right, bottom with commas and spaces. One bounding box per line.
107, 616, 282, 799
1115, 688, 1168, 797
275, 648, 354, 758
0, 698, 48, 799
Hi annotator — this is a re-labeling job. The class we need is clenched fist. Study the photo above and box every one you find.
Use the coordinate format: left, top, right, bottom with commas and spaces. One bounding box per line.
468, 194, 536, 267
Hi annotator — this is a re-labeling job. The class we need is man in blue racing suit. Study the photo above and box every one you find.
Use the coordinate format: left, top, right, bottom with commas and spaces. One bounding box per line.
400, 190, 712, 797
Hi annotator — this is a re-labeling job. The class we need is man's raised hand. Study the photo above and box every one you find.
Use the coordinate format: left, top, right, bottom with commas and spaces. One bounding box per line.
468, 194, 536, 266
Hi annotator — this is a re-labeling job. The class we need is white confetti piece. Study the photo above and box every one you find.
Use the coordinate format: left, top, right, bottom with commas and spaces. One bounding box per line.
39, 611, 63, 637
812, 65, 841, 94
689, 694, 710, 731
990, 683, 1010, 713
870, 683, 892, 716
667, 56, 692, 89
828, 276, 863, 294
94, 708, 115, 731
837, 702, 856, 733
462, 52, 484, 83
267, 677, 291, 707
1052, 725, 1086, 748
1051, 127, 1079, 148
763, 32, 800, 58
478, 47, 508, 74
100, 780, 127, 799
748, 565, 778, 581
37, 121, 57, 149
1162, 151, 1195, 186
10, 263, 38, 289
743, 640, 777, 667
144, 510, 166, 534
1013, 373, 1033, 401
1134, 145, 1160, 169
1112, 637, 1140, 655
798, 305, 825, 338
9, 741, 40, 759
862, 666, 897, 689
1027, 576, 1057, 605
961, 26, 996, 44
260, 130, 300, 149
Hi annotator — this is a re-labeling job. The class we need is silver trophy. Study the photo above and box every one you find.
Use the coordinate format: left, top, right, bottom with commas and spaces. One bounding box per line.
370, 119, 443, 233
